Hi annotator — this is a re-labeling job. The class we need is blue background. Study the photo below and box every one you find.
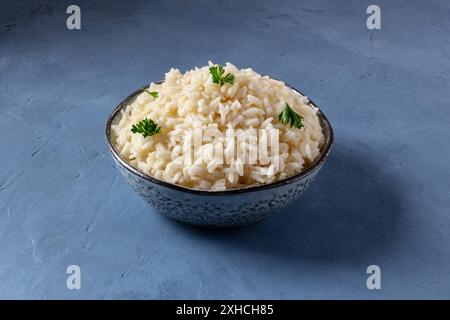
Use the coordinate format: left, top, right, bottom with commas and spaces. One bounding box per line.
0, 0, 449, 299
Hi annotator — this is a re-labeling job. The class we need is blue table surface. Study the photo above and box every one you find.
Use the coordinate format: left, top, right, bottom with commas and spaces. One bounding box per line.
1, 0, 449, 299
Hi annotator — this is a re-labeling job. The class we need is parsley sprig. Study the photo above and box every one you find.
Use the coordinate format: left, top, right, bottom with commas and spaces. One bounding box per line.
209, 65, 234, 86
143, 89, 158, 98
278, 103, 304, 129
131, 118, 161, 138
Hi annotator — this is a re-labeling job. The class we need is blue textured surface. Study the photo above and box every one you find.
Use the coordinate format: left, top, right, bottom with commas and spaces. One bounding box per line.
1, 0, 449, 299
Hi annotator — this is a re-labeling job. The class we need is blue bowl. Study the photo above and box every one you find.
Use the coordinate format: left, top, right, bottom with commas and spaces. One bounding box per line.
105, 84, 334, 228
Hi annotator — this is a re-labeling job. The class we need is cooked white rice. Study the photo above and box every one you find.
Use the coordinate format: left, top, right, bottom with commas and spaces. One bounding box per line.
111, 62, 324, 191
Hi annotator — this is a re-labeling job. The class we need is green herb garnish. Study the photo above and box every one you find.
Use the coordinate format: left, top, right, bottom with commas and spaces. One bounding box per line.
278, 103, 304, 129
209, 65, 234, 86
143, 89, 158, 98
131, 118, 161, 138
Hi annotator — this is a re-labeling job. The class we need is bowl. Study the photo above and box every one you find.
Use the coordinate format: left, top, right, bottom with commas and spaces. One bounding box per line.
105, 83, 334, 228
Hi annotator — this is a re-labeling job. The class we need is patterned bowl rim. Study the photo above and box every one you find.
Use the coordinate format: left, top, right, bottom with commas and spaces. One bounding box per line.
105, 81, 334, 196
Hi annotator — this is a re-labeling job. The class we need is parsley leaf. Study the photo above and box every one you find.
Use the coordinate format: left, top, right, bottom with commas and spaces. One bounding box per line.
131, 118, 161, 138
143, 89, 158, 98
209, 65, 235, 86
278, 103, 304, 129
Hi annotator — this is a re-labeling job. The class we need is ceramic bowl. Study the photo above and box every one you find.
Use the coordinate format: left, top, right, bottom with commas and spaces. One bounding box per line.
105, 83, 333, 228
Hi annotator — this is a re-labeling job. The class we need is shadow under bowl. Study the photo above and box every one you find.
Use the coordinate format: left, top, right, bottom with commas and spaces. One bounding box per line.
105, 83, 334, 228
